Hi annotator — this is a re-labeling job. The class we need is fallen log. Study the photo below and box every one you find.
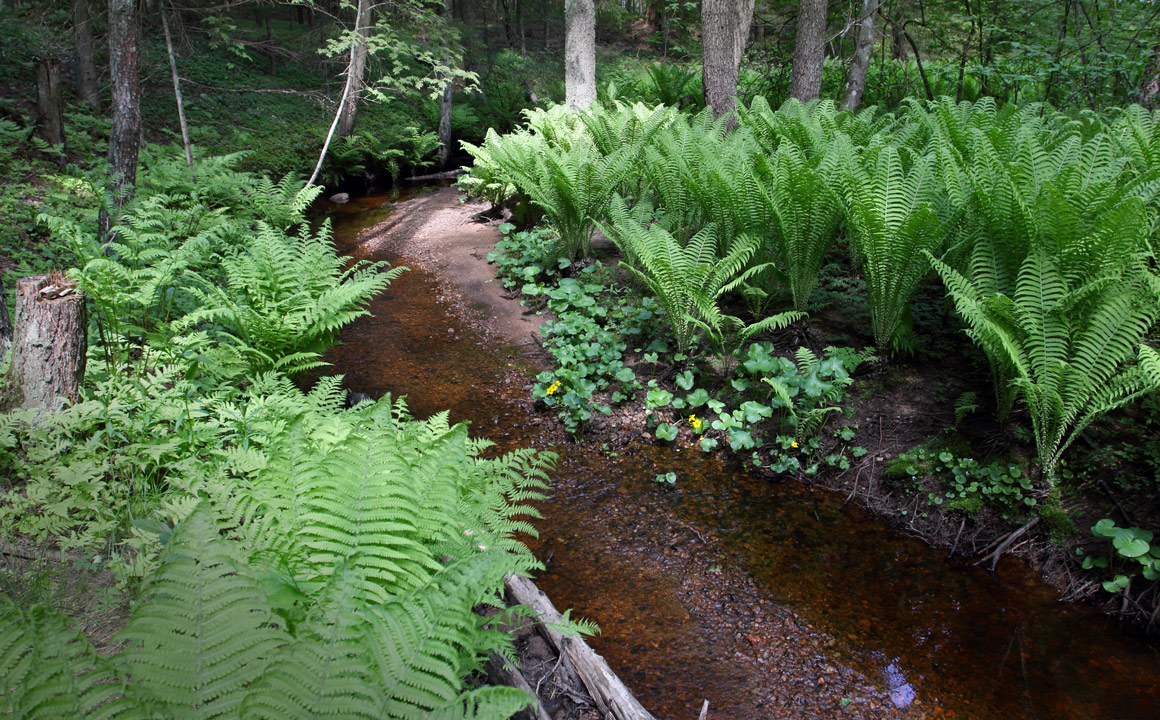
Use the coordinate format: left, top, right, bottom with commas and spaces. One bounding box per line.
405, 168, 465, 182
2, 274, 86, 414
484, 653, 553, 720
505, 574, 657, 720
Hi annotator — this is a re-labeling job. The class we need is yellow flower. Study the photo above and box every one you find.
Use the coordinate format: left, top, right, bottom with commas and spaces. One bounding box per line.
791, 440, 799, 449
546, 381, 560, 396
688, 414, 702, 430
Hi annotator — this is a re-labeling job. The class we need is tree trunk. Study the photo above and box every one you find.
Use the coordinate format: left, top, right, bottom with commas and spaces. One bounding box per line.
902, 21, 933, 100
0, 281, 11, 358
101, 0, 141, 239
890, 1, 909, 61
438, 0, 454, 167
841, 0, 879, 110
35, 59, 66, 150
72, 0, 99, 108
790, 0, 828, 102
1142, 45, 1160, 109
701, 0, 757, 124
564, 0, 596, 109
2, 275, 86, 415
337, 0, 371, 137
517, 0, 526, 55
161, 5, 193, 168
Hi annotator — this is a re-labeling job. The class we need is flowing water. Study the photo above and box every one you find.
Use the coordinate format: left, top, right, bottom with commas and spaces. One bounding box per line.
317, 194, 1160, 720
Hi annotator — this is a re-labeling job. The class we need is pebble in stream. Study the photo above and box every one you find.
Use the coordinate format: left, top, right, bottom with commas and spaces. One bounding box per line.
313, 194, 1160, 720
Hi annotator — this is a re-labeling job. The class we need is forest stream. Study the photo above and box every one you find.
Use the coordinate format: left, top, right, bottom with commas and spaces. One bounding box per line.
313, 190, 1160, 720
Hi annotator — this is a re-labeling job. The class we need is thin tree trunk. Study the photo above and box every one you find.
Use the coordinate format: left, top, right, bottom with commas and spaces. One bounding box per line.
955, 12, 975, 103
101, 0, 141, 239
337, 0, 371, 137
35, 59, 66, 150
517, 0, 526, 55
841, 0, 880, 110
161, 5, 193, 168
902, 21, 933, 100
701, 0, 757, 124
0, 280, 11, 358
72, 0, 99, 107
2, 275, 86, 415
890, 0, 909, 60
438, 0, 454, 167
564, 0, 596, 109
790, 0, 828, 101
1142, 44, 1160, 109
265, 11, 276, 75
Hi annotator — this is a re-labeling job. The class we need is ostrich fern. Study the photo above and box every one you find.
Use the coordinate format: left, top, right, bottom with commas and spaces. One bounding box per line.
602, 196, 802, 351
929, 248, 1160, 483
840, 142, 953, 352
750, 142, 843, 311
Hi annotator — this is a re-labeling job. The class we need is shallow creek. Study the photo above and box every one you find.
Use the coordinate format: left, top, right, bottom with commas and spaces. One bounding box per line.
315, 193, 1159, 720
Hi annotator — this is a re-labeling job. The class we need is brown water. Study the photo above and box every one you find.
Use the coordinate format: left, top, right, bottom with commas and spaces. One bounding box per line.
317, 194, 1160, 720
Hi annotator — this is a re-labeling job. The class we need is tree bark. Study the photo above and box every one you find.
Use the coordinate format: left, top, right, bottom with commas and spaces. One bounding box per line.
841, 0, 880, 110
101, 0, 141, 239
161, 5, 193, 168
1142, 44, 1160, 109
2, 275, 86, 414
701, 0, 757, 124
517, 0, 527, 55
72, 0, 99, 108
790, 0, 828, 102
902, 21, 933, 100
564, 0, 596, 109
337, 0, 371, 137
505, 575, 657, 720
438, 0, 454, 167
35, 59, 66, 150
0, 281, 11, 358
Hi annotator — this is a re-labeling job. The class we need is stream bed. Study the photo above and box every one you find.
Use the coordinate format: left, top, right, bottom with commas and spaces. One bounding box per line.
316, 193, 1160, 720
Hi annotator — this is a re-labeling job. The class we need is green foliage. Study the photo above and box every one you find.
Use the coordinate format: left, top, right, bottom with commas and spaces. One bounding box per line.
840, 142, 952, 353
929, 247, 1160, 482
1082, 519, 1160, 596
603, 197, 802, 352
891, 447, 1035, 518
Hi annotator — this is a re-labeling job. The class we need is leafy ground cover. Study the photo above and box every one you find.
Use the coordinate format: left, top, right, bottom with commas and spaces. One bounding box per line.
466, 95, 1160, 631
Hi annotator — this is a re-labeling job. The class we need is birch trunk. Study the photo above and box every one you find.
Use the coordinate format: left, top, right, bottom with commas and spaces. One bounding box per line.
564, 0, 596, 109
161, 5, 193, 168
337, 0, 371, 137
841, 0, 880, 110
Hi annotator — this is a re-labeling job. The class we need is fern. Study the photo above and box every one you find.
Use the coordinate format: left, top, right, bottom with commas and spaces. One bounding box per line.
750, 141, 843, 311
929, 248, 1160, 482
840, 141, 954, 352
602, 196, 802, 351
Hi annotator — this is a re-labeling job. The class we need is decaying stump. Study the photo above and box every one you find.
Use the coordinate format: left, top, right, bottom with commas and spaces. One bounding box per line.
505, 574, 658, 720
2, 274, 86, 414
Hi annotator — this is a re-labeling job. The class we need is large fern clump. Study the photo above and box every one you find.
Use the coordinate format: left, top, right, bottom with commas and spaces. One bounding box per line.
840, 141, 955, 352
2, 382, 555, 719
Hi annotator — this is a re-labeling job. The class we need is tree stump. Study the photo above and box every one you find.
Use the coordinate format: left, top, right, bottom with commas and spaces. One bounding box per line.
3, 274, 86, 414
